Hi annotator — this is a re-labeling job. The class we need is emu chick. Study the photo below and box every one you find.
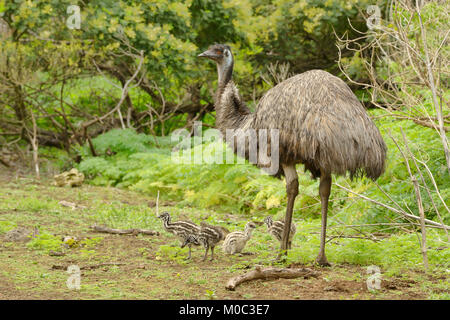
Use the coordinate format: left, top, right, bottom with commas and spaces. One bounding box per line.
222, 222, 257, 255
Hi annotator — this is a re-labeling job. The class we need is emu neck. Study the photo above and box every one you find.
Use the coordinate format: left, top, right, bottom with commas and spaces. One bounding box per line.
217, 59, 233, 88
244, 227, 254, 239
214, 59, 252, 132
162, 217, 171, 230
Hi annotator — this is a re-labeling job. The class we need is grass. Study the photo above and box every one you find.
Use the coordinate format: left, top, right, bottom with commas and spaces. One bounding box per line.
0, 173, 448, 299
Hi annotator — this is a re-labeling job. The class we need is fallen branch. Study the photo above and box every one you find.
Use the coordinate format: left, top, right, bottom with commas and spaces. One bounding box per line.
225, 266, 318, 291
51, 262, 125, 270
89, 224, 160, 236
49, 250, 66, 257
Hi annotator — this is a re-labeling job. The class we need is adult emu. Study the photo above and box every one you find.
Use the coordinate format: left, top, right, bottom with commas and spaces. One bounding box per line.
198, 44, 386, 266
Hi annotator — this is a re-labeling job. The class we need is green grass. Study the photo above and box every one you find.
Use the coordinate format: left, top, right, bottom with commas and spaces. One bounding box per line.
0, 176, 448, 299
1, 176, 448, 273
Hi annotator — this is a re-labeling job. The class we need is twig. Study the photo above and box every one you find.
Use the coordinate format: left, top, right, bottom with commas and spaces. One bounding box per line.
83, 50, 144, 130
416, 158, 450, 216
399, 127, 428, 270
27, 112, 40, 179
334, 183, 450, 230
89, 225, 160, 236
156, 190, 160, 216
415, 0, 450, 174
331, 216, 380, 242
326, 234, 386, 242
329, 222, 445, 230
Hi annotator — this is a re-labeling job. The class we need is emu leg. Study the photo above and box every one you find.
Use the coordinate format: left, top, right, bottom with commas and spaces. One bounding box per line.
210, 246, 215, 261
278, 164, 299, 260
202, 246, 209, 262
181, 239, 192, 260
315, 173, 331, 266
186, 245, 192, 260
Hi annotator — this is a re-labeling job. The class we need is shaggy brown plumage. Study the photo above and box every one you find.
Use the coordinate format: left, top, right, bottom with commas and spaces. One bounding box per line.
253, 70, 386, 180
198, 44, 387, 265
214, 66, 386, 180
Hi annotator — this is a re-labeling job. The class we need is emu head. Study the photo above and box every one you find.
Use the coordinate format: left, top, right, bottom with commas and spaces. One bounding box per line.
157, 211, 170, 222
245, 221, 257, 236
198, 44, 232, 61
245, 221, 257, 230
263, 216, 273, 228
198, 44, 234, 85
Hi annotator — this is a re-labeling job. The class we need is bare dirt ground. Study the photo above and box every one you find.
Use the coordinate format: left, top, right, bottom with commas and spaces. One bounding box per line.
0, 170, 447, 300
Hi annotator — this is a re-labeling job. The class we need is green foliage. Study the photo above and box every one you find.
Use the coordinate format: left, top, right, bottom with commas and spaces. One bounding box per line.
204, 289, 217, 299
0, 166, 448, 298
156, 244, 190, 265
92, 200, 157, 230
0, 193, 62, 215
79, 130, 280, 213
190, 0, 246, 48
83, 129, 147, 156
0, 221, 17, 234
247, 0, 377, 74
27, 233, 63, 253
0, 0, 383, 144
286, 224, 449, 270
80, 237, 103, 249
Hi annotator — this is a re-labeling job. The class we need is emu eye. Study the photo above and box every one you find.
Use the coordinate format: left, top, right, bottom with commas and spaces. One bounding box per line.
215, 49, 222, 55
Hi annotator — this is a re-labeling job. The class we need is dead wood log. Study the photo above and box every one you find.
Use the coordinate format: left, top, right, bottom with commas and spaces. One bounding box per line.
225, 265, 319, 291
89, 225, 160, 236
51, 262, 124, 270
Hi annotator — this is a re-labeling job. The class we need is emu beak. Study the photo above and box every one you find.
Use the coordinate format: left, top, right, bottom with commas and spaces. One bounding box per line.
198, 49, 217, 60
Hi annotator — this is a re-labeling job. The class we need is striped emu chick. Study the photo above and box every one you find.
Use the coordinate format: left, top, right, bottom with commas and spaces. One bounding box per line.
158, 212, 200, 259
264, 216, 296, 249
222, 222, 257, 255
184, 222, 229, 261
